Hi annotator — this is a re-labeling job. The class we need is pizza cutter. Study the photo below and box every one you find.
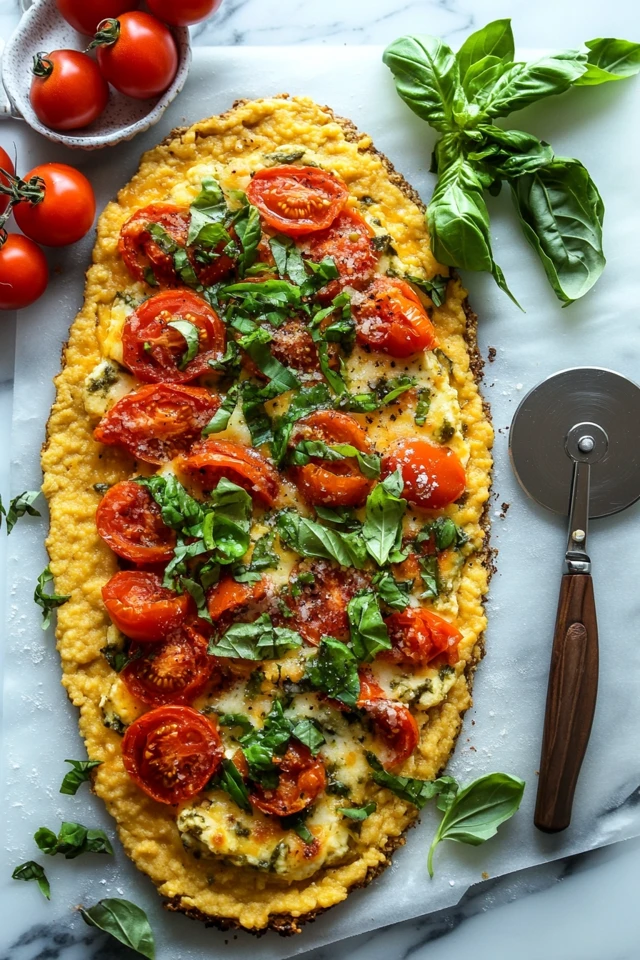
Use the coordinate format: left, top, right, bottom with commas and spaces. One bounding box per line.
509, 367, 640, 833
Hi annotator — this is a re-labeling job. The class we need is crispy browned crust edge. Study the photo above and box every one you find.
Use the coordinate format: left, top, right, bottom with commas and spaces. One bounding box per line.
149, 99, 494, 937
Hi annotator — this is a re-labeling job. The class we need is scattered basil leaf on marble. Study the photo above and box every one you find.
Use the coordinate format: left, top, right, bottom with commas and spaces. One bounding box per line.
207, 757, 252, 812
306, 636, 361, 708
427, 772, 525, 877
81, 898, 155, 960
12, 861, 51, 899
5, 490, 42, 534
35, 822, 113, 859
576, 37, 640, 85
60, 759, 102, 796
167, 319, 200, 370
338, 802, 377, 821
34, 566, 71, 630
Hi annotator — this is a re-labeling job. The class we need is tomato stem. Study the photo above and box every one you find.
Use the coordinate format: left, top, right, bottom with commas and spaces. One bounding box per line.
90, 18, 121, 49
32, 52, 54, 79
0, 171, 46, 207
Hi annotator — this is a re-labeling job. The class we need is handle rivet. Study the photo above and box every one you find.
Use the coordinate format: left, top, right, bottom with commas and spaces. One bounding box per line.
572, 529, 586, 543
578, 436, 595, 453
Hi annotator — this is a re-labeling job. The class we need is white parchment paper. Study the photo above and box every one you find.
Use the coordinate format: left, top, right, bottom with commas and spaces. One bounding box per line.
2, 47, 640, 960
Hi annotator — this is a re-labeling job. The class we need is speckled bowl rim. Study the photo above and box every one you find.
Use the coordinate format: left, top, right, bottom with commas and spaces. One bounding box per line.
1, 0, 191, 150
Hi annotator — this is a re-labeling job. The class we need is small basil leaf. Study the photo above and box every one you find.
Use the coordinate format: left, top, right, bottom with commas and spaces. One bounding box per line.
306, 636, 361, 708
35, 822, 113, 859
403, 273, 448, 307
456, 19, 514, 87
234, 204, 262, 276
290, 718, 326, 755
427, 772, 525, 877
291, 820, 315, 845
209, 613, 302, 660
372, 571, 412, 611
414, 387, 431, 426
291, 440, 380, 479
236, 321, 301, 393
167, 319, 200, 371
478, 51, 587, 117
382, 34, 461, 131
366, 753, 451, 809
338, 802, 377, 821
362, 470, 407, 567
510, 158, 605, 304
60, 759, 102, 796
203, 383, 241, 435
277, 510, 367, 569
207, 757, 252, 812
12, 861, 51, 899
269, 234, 308, 286
6, 490, 42, 534
34, 566, 71, 630
470, 125, 555, 178
272, 384, 332, 464
576, 38, 640, 85
241, 380, 275, 447
81, 898, 155, 960
347, 591, 392, 662
418, 554, 440, 599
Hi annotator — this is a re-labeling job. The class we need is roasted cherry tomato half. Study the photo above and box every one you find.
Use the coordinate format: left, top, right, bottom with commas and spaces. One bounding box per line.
301, 208, 378, 301
381, 437, 466, 509
246, 166, 348, 237
146, 0, 222, 25
102, 570, 191, 642
122, 624, 218, 705
289, 409, 374, 508
30, 50, 109, 132
0, 147, 14, 217
242, 315, 336, 382
354, 277, 437, 358
122, 704, 224, 804
119, 203, 235, 287
13, 163, 95, 248
56, 0, 139, 36
122, 290, 226, 383
385, 608, 461, 667
0, 234, 48, 311
94, 12, 178, 101
95, 480, 176, 564
249, 741, 327, 817
207, 576, 267, 622
357, 668, 419, 768
179, 439, 280, 507
283, 560, 370, 645
93, 383, 220, 465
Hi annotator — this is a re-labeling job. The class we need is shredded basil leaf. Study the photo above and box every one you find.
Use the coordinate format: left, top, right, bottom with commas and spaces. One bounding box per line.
277, 510, 367, 569
306, 636, 361, 708
209, 613, 302, 660
34, 566, 70, 630
290, 440, 381, 479
60, 759, 102, 796
207, 758, 252, 812
203, 383, 241, 435
12, 861, 50, 899
5, 490, 41, 534
338, 802, 377, 821
372, 570, 413, 611
167, 319, 200, 370
348, 591, 392, 662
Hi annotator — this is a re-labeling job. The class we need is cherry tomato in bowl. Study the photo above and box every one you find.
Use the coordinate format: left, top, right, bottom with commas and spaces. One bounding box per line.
146, 0, 222, 26
56, 0, 140, 36
247, 166, 348, 237
0, 234, 48, 310
30, 51, 108, 132
102, 570, 192, 642
13, 163, 95, 247
381, 437, 466, 509
0, 147, 15, 217
93, 12, 179, 100
122, 705, 224, 804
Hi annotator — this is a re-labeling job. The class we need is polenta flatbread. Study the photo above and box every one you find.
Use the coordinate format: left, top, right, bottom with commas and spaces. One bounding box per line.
42, 96, 492, 935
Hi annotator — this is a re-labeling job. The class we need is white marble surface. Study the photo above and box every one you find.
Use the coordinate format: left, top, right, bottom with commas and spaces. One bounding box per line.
1, 2, 640, 960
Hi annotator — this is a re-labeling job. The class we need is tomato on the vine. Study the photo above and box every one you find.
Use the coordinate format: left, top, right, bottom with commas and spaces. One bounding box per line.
381, 437, 466, 509
0, 147, 15, 217
146, 0, 222, 25
30, 50, 108, 132
179, 439, 280, 506
122, 705, 224, 804
94, 12, 179, 100
247, 166, 348, 236
13, 163, 95, 247
56, 0, 139, 36
0, 235, 48, 310
102, 570, 191, 642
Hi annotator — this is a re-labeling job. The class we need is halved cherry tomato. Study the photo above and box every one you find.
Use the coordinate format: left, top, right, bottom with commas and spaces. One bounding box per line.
207, 576, 267, 622
301, 209, 378, 301
0, 234, 48, 311
30, 50, 109, 132
122, 624, 218, 705
247, 166, 348, 237
122, 291, 226, 383
146, 0, 221, 25
93, 383, 220, 465
94, 12, 178, 101
289, 410, 374, 507
249, 741, 327, 817
354, 277, 437, 358
122, 704, 223, 804
55, 0, 139, 36
243, 316, 335, 382
96, 480, 176, 564
381, 438, 466, 509
385, 608, 461, 667
283, 560, 370, 645
119, 203, 235, 287
13, 163, 95, 247
0, 147, 14, 217
357, 668, 419, 768
103, 570, 191, 642
179, 439, 280, 506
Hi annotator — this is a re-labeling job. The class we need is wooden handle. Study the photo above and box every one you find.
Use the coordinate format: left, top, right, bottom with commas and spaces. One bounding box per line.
534, 573, 599, 833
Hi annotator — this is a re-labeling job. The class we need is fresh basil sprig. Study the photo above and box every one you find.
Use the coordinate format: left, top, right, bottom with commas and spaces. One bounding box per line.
60, 759, 102, 795
34, 566, 70, 630
81, 898, 155, 960
12, 861, 50, 899
383, 21, 640, 303
34, 822, 113, 859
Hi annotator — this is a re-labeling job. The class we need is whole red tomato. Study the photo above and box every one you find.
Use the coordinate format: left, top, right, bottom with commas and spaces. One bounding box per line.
0, 147, 15, 216
30, 50, 109, 132
94, 12, 178, 100
56, 0, 139, 36
0, 235, 48, 310
13, 163, 95, 247
146, 0, 222, 26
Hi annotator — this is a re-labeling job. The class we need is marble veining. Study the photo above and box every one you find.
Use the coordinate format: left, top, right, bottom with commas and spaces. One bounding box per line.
1, 2, 640, 959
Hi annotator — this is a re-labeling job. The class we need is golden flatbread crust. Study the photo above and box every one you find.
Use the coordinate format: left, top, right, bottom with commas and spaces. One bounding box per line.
41, 95, 493, 936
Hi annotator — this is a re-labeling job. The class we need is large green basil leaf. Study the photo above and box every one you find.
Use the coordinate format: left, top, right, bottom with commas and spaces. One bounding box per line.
576, 38, 640, 85
209, 613, 302, 660
306, 636, 361, 708
510, 158, 605, 303
427, 772, 525, 877
477, 51, 587, 117
277, 510, 367, 569
469, 125, 554, 179
205, 478, 253, 564
362, 469, 407, 567
456, 18, 514, 87
348, 591, 391, 662
382, 34, 461, 131
81, 898, 155, 959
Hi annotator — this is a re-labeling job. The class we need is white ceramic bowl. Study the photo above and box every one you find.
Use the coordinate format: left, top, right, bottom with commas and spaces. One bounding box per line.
1, 0, 191, 150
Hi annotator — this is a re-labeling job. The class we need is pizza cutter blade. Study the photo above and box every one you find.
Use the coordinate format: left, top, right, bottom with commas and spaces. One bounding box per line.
509, 367, 640, 833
